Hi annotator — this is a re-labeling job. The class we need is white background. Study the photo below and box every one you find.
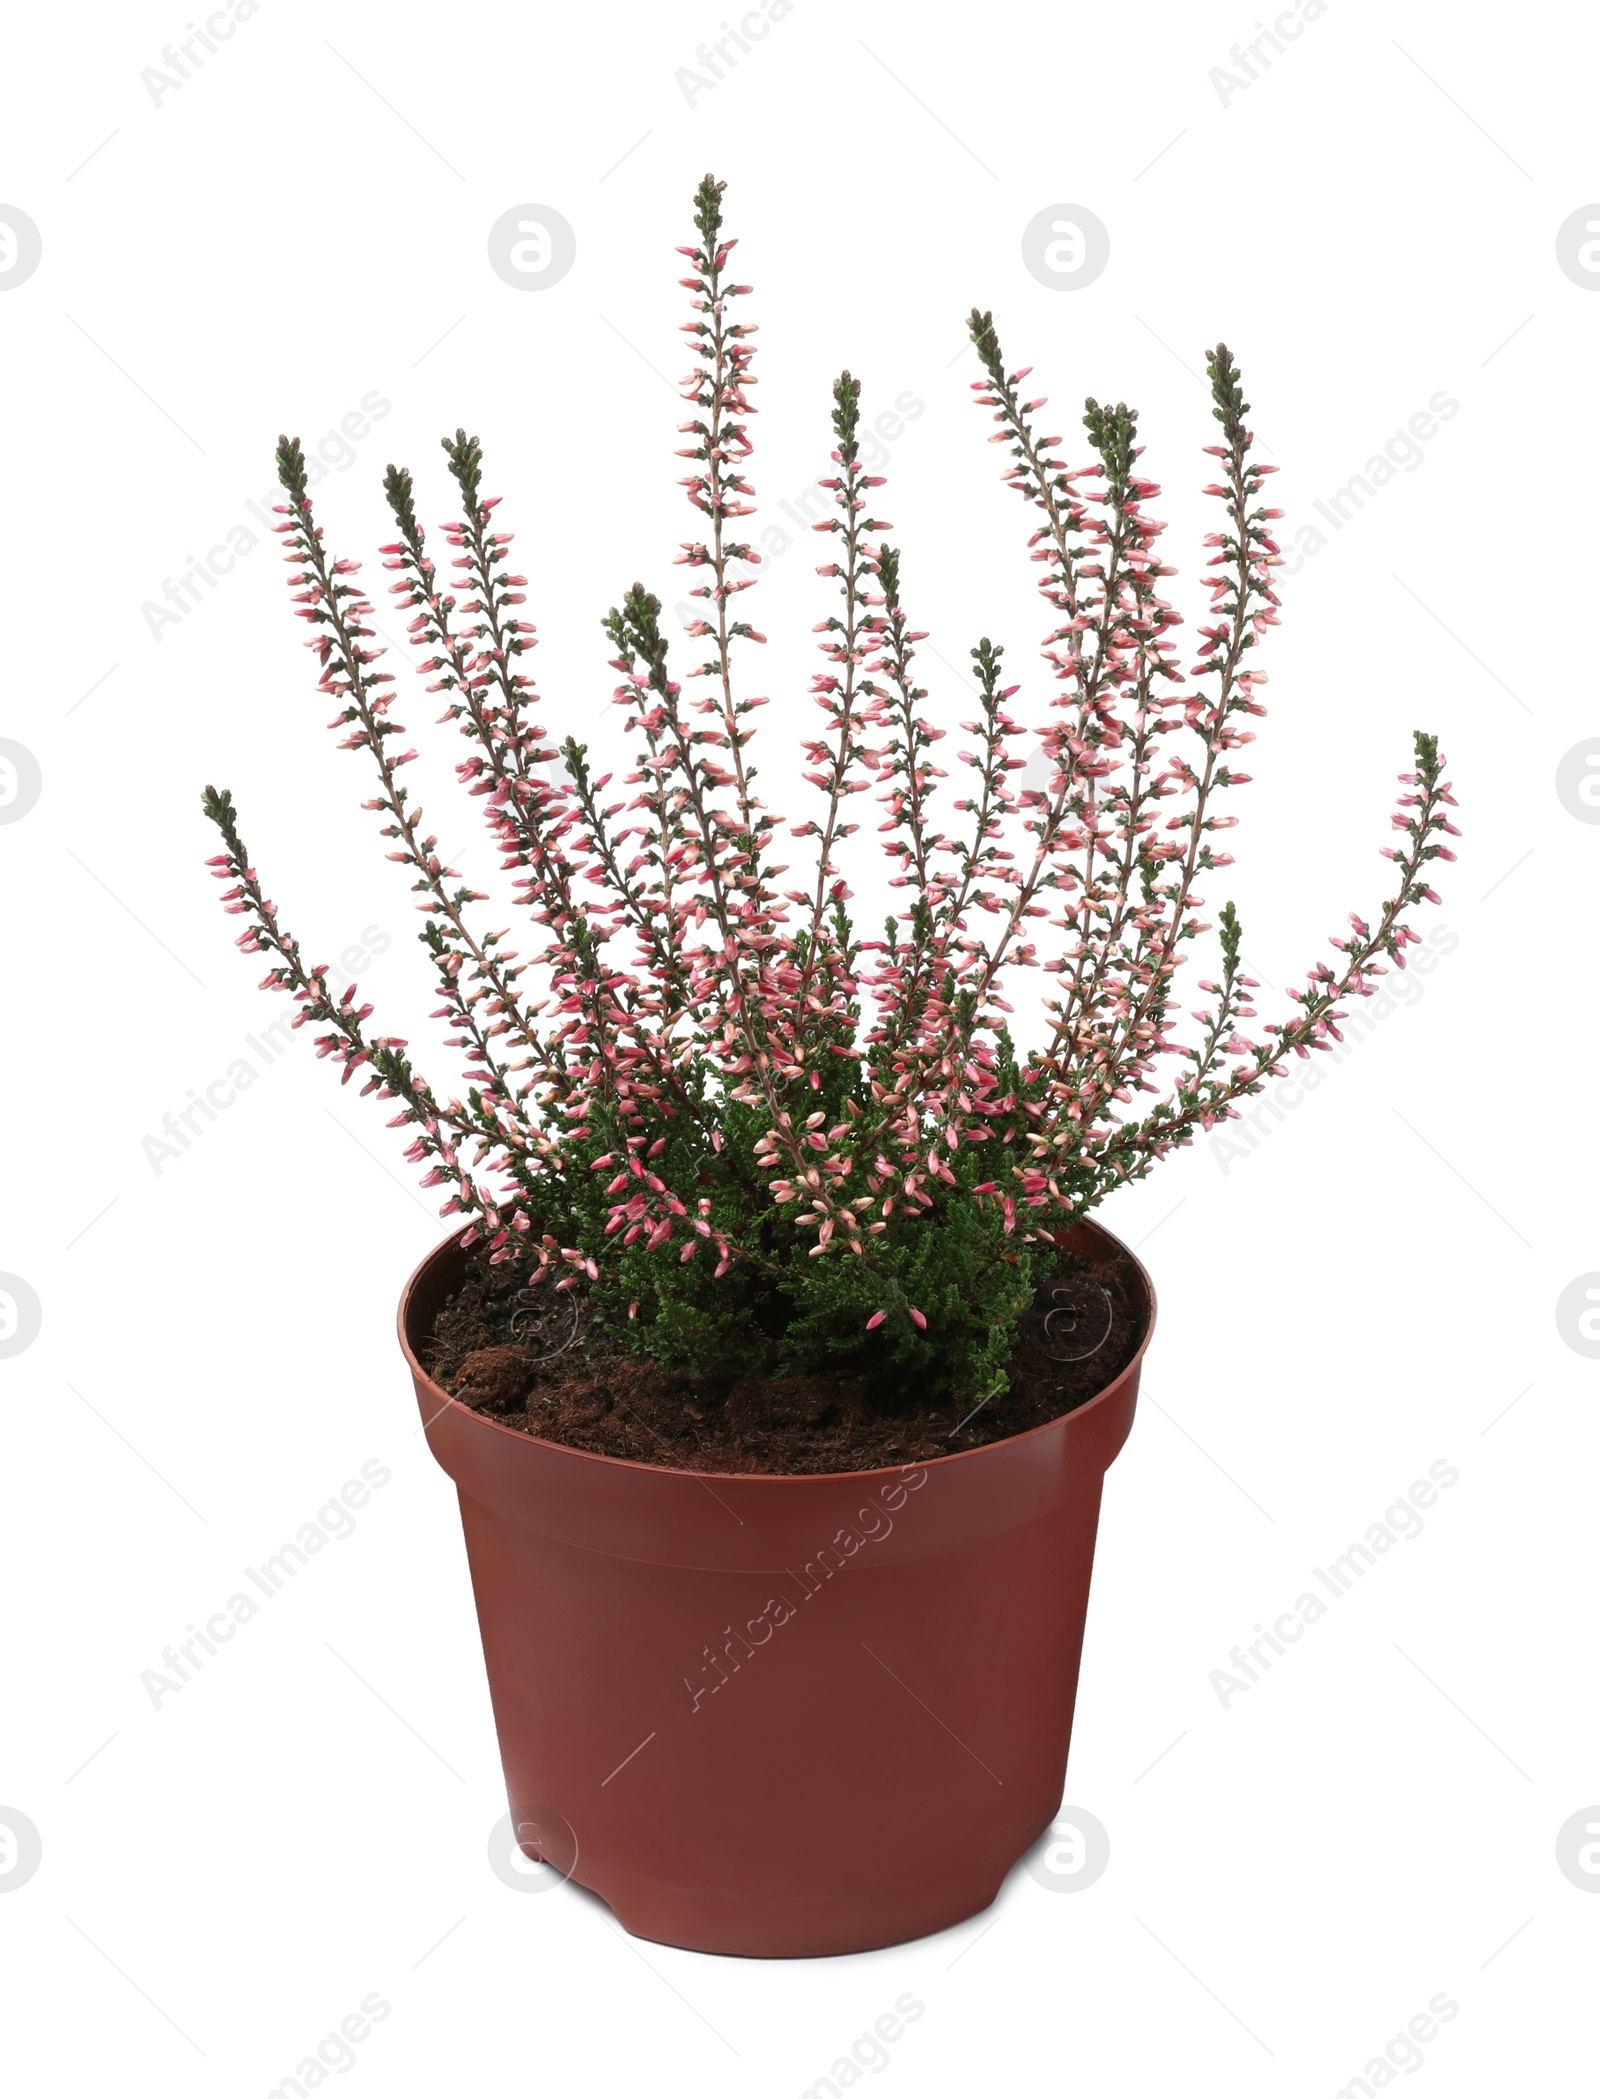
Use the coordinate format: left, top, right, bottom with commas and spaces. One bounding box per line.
2, 0, 1596, 2091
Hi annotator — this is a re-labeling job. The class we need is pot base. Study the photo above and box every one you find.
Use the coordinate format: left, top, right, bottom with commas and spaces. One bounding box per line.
583, 1844, 1033, 1960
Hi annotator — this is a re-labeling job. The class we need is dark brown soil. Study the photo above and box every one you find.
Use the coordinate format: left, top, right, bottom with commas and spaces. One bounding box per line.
420, 1241, 1148, 1475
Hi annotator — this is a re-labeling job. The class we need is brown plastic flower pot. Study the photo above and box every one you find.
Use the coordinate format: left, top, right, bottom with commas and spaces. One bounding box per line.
400, 1220, 1154, 1958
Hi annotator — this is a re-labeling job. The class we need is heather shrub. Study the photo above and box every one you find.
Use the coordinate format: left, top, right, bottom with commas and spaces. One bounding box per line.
203, 175, 1457, 1407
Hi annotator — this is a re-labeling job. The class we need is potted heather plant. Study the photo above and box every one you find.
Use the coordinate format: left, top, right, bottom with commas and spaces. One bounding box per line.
202, 176, 1457, 1957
